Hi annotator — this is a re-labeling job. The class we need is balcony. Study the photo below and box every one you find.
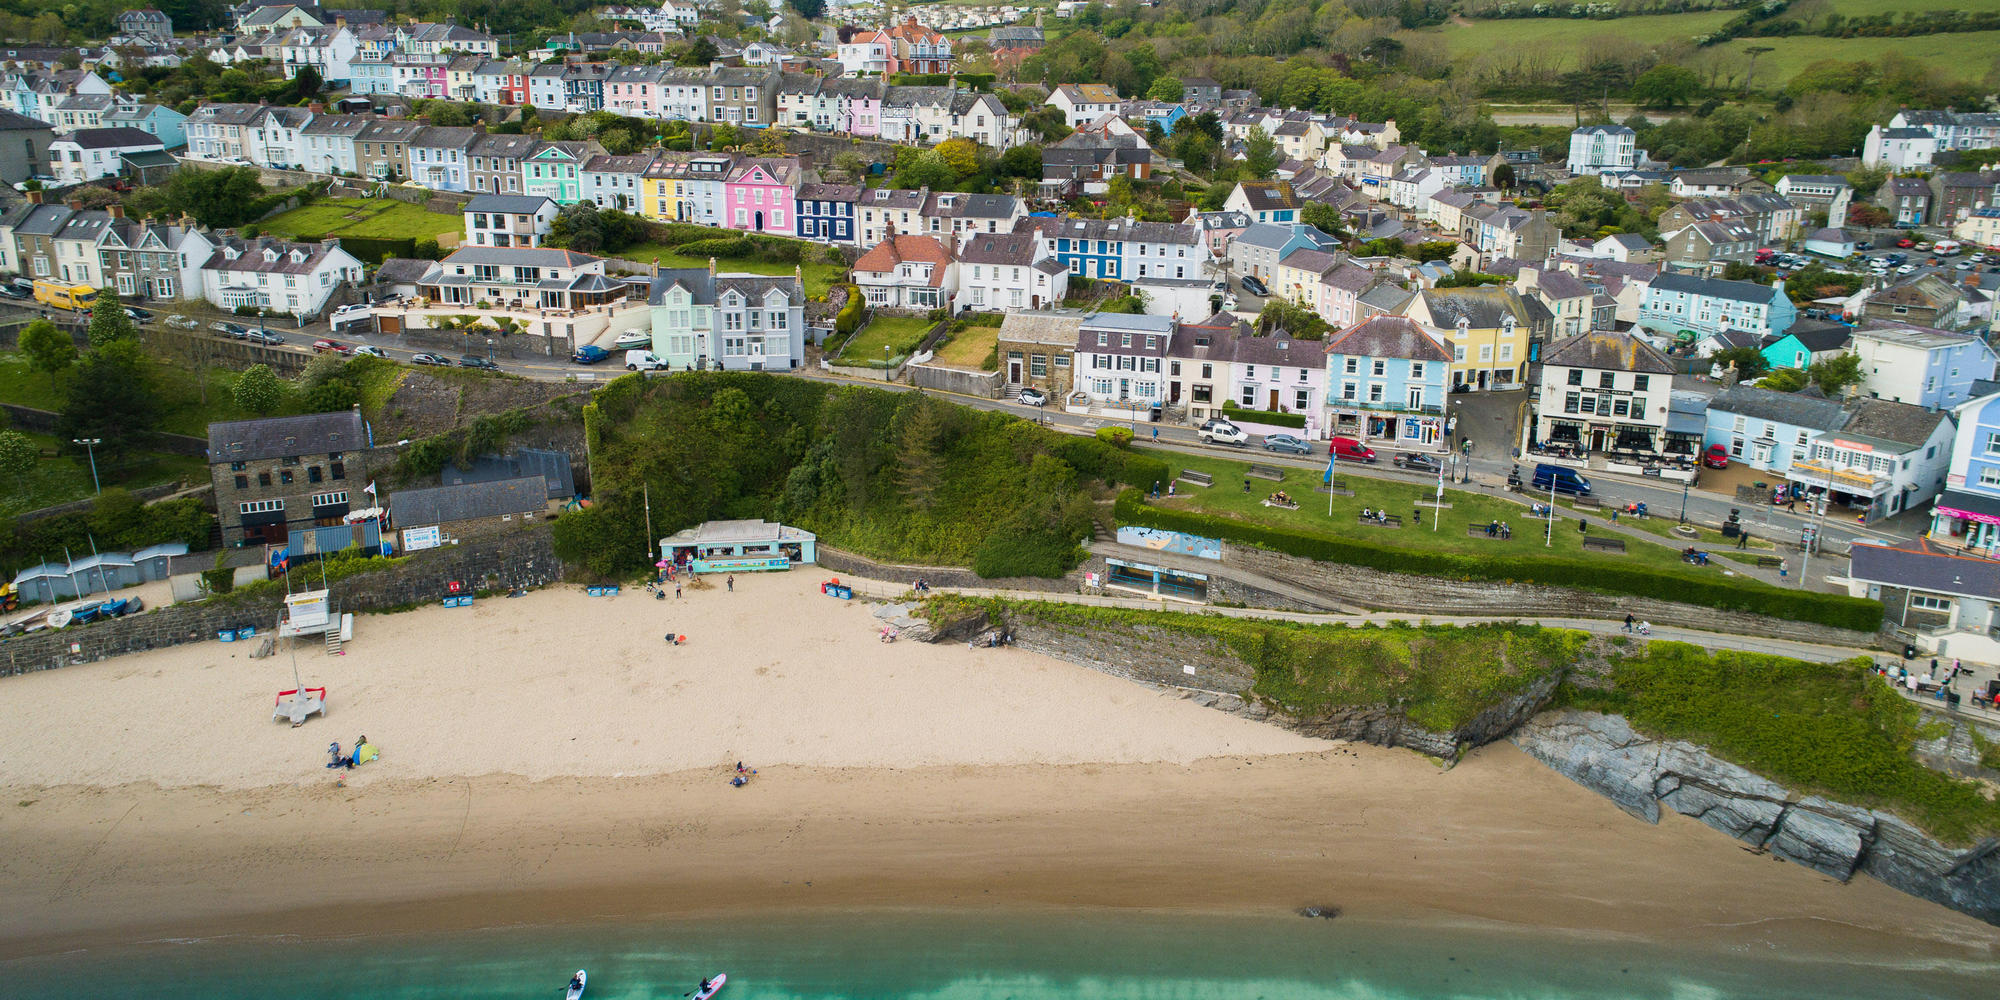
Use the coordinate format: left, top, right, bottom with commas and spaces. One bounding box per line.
1788, 458, 1890, 495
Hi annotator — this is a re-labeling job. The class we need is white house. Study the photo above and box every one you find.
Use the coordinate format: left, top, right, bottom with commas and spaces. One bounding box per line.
1567, 124, 1636, 176
47, 126, 164, 184
463, 194, 558, 248
1863, 124, 1936, 171
851, 234, 959, 310
1534, 329, 1678, 456
954, 231, 1068, 312
1047, 83, 1122, 129
195, 235, 365, 317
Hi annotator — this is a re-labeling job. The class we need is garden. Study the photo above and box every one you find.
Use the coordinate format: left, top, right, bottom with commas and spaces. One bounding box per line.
261, 197, 463, 242
836, 314, 938, 368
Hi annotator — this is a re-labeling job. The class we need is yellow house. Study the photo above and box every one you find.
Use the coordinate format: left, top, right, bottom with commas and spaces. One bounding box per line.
642, 157, 685, 222
1273, 248, 1341, 315
1401, 286, 1535, 392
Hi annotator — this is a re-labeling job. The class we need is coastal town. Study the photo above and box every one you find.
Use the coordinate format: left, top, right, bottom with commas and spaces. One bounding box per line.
2, 0, 2000, 995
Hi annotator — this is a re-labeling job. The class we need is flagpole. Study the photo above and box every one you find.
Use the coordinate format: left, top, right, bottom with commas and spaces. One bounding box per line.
1325, 449, 1336, 518
1434, 459, 1443, 532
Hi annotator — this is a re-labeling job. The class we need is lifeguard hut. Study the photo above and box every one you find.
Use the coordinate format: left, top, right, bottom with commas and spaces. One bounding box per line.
660, 520, 817, 574
279, 588, 353, 654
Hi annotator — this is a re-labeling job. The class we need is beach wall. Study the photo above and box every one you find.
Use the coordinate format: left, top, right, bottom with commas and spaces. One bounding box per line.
0, 528, 563, 676
1225, 545, 1877, 648
813, 545, 1094, 594
1512, 709, 2000, 927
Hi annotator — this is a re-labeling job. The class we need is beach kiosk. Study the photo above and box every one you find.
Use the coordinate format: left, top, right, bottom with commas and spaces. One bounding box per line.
660, 520, 816, 574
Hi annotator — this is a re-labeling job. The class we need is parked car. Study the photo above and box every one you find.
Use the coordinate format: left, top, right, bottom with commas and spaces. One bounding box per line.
1329, 436, 1377, 463
1239, 274, 1269, 297
211, 321, 249, 339
1018, 387, 1047, 406
1532, 463, 1592, 496
351, 345, 387, 358
1896, 264, 1916, 274
572, 344, 612, 364
329, 302, 372, 326
410, 353, 450, 366
614, 329, 653, 350
458, 355, 500, 370
625, 350, 668, 371
123, 306, 153, 322
1220, 294, 1238, 311
1261, 433, 1311, 454
1196, 418, 1248, 446
1703, 443, 1731, 469
312, 339, 352, 354
1896, 238, 1915, 248
1854, 241, 1872, 251
0, 284, 29, 300
1392, 452, 1441, 474
245, 329, 285, 345
166, 315, 199, 329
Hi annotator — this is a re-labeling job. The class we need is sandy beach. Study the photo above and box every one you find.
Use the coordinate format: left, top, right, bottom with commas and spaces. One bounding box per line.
1, 574, 1995, 962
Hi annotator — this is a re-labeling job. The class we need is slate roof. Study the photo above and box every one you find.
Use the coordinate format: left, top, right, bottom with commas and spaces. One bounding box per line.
1706, 383, 1848, 430
1532, 268, 1590, 301
1852, 320, 1977, 350
0, 108, 52, 131
208, 409, 365, 463
373, 257, 433, 284
437, 246, 599, 268
1325, 316, 1449, 362
1235, 181, 1296, 211
464, 194, 555, 214
1837, 396, 1949, 450
1782, 320, 1852, 353
996, 311, 1083, 347
1848, 539, 2000, 597
1648, 271, 1775, 305
58, 126, 164, 149
1234, 331, 1324, 368
1418, 286, 1529, 328
389, 476, 546, 527
956, 232, 1038, 266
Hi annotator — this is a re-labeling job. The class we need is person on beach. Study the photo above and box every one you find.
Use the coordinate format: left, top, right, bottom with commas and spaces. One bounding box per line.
675, 582, 682, 599
727, 575, 734, 592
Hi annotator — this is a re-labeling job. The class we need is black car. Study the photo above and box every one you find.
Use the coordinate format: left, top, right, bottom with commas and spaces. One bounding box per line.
458, 355, 500, 370
0, 285, 29, 300
211, 321, 249, 339
1393, 452, 1443, 474
124, 306, 154, 322
1240, 274, 1269, 297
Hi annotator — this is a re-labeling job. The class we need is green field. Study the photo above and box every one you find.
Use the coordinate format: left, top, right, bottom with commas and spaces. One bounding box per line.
839, 313, 937, 364
1750, 30, 2000, 84
931, 323, 1000, 370
1429, 11, 1740, 58
261, 197, 461, 241
0, 431, 205, 518
616, 245, 845, 299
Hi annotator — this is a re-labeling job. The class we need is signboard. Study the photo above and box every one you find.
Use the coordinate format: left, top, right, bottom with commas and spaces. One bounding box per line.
285, 590, 330, 629
690, 555, 792, 573
1827, 438, 1875, 453
403, 525, 442, 552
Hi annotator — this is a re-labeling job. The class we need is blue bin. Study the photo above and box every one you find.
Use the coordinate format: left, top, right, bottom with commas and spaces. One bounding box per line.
218, 629, 238, 642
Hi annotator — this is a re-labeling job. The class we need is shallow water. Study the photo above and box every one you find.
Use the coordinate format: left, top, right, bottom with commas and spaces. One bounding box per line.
9, 908, 1992, 999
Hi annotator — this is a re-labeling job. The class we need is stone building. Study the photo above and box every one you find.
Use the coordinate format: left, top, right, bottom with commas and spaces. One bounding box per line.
207, 407, 383, 547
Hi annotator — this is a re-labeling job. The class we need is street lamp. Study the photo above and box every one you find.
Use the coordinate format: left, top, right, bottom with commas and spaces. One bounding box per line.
486, 337, 494, 362
71, 438, 101, 494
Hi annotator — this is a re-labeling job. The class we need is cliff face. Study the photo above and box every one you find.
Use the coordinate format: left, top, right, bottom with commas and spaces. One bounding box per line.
1513, 710, 2000, 926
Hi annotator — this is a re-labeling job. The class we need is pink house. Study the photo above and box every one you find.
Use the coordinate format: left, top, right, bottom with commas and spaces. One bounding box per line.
844, 90, 881, 138
1317, 261, 1378, 329
723, 158, 801, 236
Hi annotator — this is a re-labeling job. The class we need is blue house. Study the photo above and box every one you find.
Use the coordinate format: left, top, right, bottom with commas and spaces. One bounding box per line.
1702, 382, 1847, 477
1321, 315, 1453, 452
1758, 320, 1852, 372
103, 102, 187, 150
1638, 272, 1797, 341
1933, 384, 2000, 554
1021, 216, 1202, 283
795, 181, 858, 245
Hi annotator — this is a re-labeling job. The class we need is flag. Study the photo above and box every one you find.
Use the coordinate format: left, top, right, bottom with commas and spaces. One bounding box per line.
1322, 450, 1336, 484
363, 480, 377, 496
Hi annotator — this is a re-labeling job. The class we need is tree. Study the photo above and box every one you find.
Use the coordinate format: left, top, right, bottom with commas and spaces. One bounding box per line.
293, 65, 323, 101
155, 165, 266, 228
997, 144, 1042, 180
1630, 65, 1701, 110
1710, 346, 1769, 380
708, 122, 741, 149
1146, 75, 1183, 103
894, 150, 956, 190
1243, 126, 1278, 178
57, 340, 157, 462
0, 429, 35, 481
232, 363, 285, 414
17, 319, 75, 374
785, 0, 824, 18
680, 36, 719, 67
1742, 45, 1776, 95
935, 138, 980, 179
1761, 366, 1810, 392
1414, 240, 1459, 263
1492, 163, 1517, 190
423, 100, 475, 126
752, 127, 786, 157
86, 293, 137, 348
1299, 201, 1347, 240
1808, 353, 1864, 395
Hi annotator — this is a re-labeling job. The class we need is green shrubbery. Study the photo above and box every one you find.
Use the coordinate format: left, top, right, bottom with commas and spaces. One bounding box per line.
1112, 491, 1884, 631
1566, 643, 2000, 844
1, 489, 213, 577
1221, 400, 1308, 429
998, 600, 1585, 733
559, 374, 1155, 580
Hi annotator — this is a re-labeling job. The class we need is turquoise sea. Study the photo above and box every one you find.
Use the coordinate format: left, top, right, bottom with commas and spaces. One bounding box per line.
7, 909, 1993, 1000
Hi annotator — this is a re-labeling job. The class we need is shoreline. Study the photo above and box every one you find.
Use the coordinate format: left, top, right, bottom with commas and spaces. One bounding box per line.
5, 748, 1997, 965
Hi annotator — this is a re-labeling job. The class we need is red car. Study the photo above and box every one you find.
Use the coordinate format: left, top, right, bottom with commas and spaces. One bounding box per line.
1896, 238, 1915, 249
312, 339, 352, 354
1329, 436, 1377, 463
1703, 444, 1730, 469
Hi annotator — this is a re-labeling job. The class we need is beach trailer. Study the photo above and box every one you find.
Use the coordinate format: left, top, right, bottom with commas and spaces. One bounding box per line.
660, 519, 817, 574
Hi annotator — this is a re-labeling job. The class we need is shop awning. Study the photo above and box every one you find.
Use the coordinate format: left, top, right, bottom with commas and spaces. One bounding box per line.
1936, 489, 2000, 526
1664, 410, 1704, 436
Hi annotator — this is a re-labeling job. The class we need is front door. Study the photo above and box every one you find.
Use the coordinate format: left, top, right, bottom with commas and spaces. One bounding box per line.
1269, 389, 1279, 411
1118, 378, 1130, 401
1008, 359, 1022, 384
1590, 428, 1607, 452
754, 210, 764, 231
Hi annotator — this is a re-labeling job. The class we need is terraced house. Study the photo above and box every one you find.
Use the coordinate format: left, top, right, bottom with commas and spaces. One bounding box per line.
195, 234, 364, 317
645, 264, 806, 372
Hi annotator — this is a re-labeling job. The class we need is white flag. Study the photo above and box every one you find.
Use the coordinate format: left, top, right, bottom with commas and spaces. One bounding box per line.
363, 480, 377, 496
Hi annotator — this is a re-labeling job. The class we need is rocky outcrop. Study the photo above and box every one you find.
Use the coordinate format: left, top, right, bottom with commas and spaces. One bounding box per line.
1514, 709, 2000, 926
1283, 671, 1565, 763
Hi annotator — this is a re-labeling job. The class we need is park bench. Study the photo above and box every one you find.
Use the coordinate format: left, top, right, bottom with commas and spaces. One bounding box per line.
1582, 536, 1627, 553
1467, 525, 1514, 539
1752, 555, 1783, 568
1357, 513, 1403, 528
1570, 496, 1603, 510
1178, 469, 1213, 487
1247, 464, 1285, 481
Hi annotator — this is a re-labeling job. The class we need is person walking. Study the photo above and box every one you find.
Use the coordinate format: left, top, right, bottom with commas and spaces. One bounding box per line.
726, 574, 735, 592
675, 582, 682, 599
1624, 613, 1635, 633
1736, 530, 1749, 549
1779, 560, 1788, 581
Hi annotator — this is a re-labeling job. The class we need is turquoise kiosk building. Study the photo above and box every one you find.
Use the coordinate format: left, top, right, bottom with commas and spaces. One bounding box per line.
660, 519, 817, 573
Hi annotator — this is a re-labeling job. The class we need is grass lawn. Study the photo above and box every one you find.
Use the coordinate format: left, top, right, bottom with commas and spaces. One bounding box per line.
1553, 495, 1781, 554
840, 314, 938, 365
615, 244, 846, 299
931, 323, 999, 370
0, 431, 207, 517
1146, 448, 1771, 585
0, 352, 407, 442
1425, 11, 1739, 59
261, 198, 461, 241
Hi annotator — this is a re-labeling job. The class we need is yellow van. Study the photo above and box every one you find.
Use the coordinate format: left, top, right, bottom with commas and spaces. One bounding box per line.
32, 280, 97, 311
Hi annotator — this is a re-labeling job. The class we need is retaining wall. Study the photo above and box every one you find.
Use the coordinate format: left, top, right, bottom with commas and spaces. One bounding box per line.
1, 404, 209, 458
0, 527, 563, 677
813, 545, 1095, 595
906, 362, 1001, 398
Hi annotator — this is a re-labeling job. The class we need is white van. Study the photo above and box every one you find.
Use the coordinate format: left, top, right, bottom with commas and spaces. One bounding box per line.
625, 350, 669, 372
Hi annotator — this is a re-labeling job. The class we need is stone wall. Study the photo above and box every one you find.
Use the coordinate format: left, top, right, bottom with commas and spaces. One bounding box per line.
906, 362, 1001, 398
0, 527, 563, 677
1513, 709, 2000, 926
2, 404, 209, 458
12, 480, 191, 524
813, 544, 1096, 595
1226, 544, 1879, 648
141, 326, 315, 376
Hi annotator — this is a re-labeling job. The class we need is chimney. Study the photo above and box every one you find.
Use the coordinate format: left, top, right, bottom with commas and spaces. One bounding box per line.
309, 101, 324, 113
66, 198, 83, 211
25, 189, 42, 204
652, 257, 660, 277
1719, 361, 1740, 387
108, 203, 125, 220
708, 256, 716, 276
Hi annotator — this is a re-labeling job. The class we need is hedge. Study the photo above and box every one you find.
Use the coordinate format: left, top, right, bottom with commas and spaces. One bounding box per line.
1111, 491, 1884, 631
674, 236, 757, 258
1221, 400, 1308, 429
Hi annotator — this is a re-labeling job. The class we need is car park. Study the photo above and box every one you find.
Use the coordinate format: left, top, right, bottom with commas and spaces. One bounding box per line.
1261, 433, 1311, 454
1018, 387, 1047, 406
1392, 452, 1442, 473
571, 344, 611, 364
410, 353, 449, 366
211, 321, 249, 339
1329, 436, 1377, 463
1196, 419, 1248, 445
459, 355, 500, 370
1704, 443, 1731, 469
1239, 275, 1269, 296
312, 339, 352, 354
351, 345, 387, 358
245, 329, 285, 345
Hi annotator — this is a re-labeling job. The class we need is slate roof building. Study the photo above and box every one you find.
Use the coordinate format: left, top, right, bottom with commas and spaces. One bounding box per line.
1846, 539, 2000, 658
207, 407, 382, 547
1534, 329, 1678, 455
389, 476, 549, 542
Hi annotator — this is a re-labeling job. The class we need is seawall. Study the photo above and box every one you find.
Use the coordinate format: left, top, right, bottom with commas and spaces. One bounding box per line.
1512, 709, 2000, 926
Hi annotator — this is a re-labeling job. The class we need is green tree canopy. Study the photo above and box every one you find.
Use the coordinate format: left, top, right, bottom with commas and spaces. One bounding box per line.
0, 429, 35, 480
1631, 65, 1701, 110
1808, 353, 1864, 395
232, 363, 285, 414
894, 149, 956, 190
86, 293, 137, 348
1146, 75, 1183, 103
17, 319, 76, 374
1243, 126, 1278, 178
1710, 346, 1770, 381
152, 165, 266, 228
57, 340, 158, 462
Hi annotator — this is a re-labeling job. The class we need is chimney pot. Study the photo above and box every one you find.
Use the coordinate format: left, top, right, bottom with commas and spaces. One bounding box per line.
108, 203, 125, 219
66, 198, 84, 210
